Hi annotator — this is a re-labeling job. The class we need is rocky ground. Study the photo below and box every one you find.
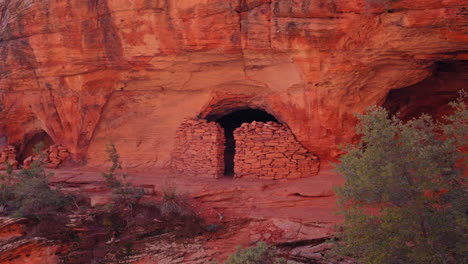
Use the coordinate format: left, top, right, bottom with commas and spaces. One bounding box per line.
0, 163, 352, 263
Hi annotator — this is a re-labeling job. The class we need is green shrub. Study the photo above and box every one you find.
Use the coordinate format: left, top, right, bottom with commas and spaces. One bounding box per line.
162, 183, 178, 201
101, 144, 206, 238
0, 142, 78, 241
332, 92, 467, 264
102, 143, 144, 209
160, 183, 191, 217
7, 177, 72, 218
102, 143, 125, 189
159, 185, 206, 238
225, 242, 286, 264
0, 142, 74, 219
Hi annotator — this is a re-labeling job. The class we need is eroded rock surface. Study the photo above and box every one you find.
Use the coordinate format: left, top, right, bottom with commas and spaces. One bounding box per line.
0, 238, 61, 264
0, 0, 465, 167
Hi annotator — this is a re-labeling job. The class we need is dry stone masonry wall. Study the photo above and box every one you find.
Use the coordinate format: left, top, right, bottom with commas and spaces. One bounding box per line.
23, 144, 70, 169
172, 119, 225, 178
0, 144, 70, 170
0, 145, 19, 170
234, 121, 319, 179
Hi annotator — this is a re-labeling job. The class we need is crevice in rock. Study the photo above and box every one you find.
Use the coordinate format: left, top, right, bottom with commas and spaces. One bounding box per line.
289, 193, 333, 198
276, 237, 329, 248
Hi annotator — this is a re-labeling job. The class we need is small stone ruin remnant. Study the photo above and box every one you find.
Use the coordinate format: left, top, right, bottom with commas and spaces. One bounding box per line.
234, 121, 319, 179
0, 145, 19, 170
171, 119, 225, 178
23, 144, 70, 169
172, 118, 320, 179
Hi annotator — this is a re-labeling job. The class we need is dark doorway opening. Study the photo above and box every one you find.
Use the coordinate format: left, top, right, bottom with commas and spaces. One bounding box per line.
213, 109, 278, 177
19, 131, 54, 163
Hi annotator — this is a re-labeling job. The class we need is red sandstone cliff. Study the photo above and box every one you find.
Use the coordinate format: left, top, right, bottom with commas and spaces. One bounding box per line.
0, 0, 466, 166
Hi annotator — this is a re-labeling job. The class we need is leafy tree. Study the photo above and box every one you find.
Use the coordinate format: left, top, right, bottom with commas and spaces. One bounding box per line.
333, 93, 467, 264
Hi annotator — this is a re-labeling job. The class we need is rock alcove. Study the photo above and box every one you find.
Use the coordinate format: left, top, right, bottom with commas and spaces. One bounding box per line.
19, 130, 54, 163
383, 60, 467, 121
15, 130, 71, 169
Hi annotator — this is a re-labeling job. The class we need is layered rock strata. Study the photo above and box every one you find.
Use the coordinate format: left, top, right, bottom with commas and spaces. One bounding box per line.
234, 121, 319, 179
0, 0, 465, 167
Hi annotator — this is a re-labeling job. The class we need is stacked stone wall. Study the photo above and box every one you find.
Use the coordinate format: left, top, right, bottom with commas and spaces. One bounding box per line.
0, 145, 18, 170
23, 144, 70, 169
234, 121, 319, 179
171, 119, 225, 178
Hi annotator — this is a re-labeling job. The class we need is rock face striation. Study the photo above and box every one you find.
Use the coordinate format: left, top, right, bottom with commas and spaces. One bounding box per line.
0, 0, 466, 168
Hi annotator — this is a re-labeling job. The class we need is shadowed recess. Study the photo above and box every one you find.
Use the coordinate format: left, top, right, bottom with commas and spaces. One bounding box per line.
383, 60, 466, 120
214, 109, 279, 177
19, 130, 54, 163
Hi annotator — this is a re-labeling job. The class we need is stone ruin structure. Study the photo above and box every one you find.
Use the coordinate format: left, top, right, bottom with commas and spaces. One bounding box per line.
0, 145, 19, 170
171, 119, 225, 178
0, 144, 70, 170
0, 0, 464, 171
171, 118, 319, 179
234, 121, 319, 180
23, 144, 71, 169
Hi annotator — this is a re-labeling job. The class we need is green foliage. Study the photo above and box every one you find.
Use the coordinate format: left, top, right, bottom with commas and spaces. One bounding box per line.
162, 183, 178, 201
443, 90, 468, 147
159, 184, 206, 238
5, 162, 13, 176
102, 143, 144, 208
0, 142, 73, 219
160, 183, 190, 217
225, 242, 286, 264
7, 177, 71, 218
0, 142, 79, 243
102, 143, 124, 189
101, 144, 206, 238
333, 93, 467, 264
92, 144, 209, 262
